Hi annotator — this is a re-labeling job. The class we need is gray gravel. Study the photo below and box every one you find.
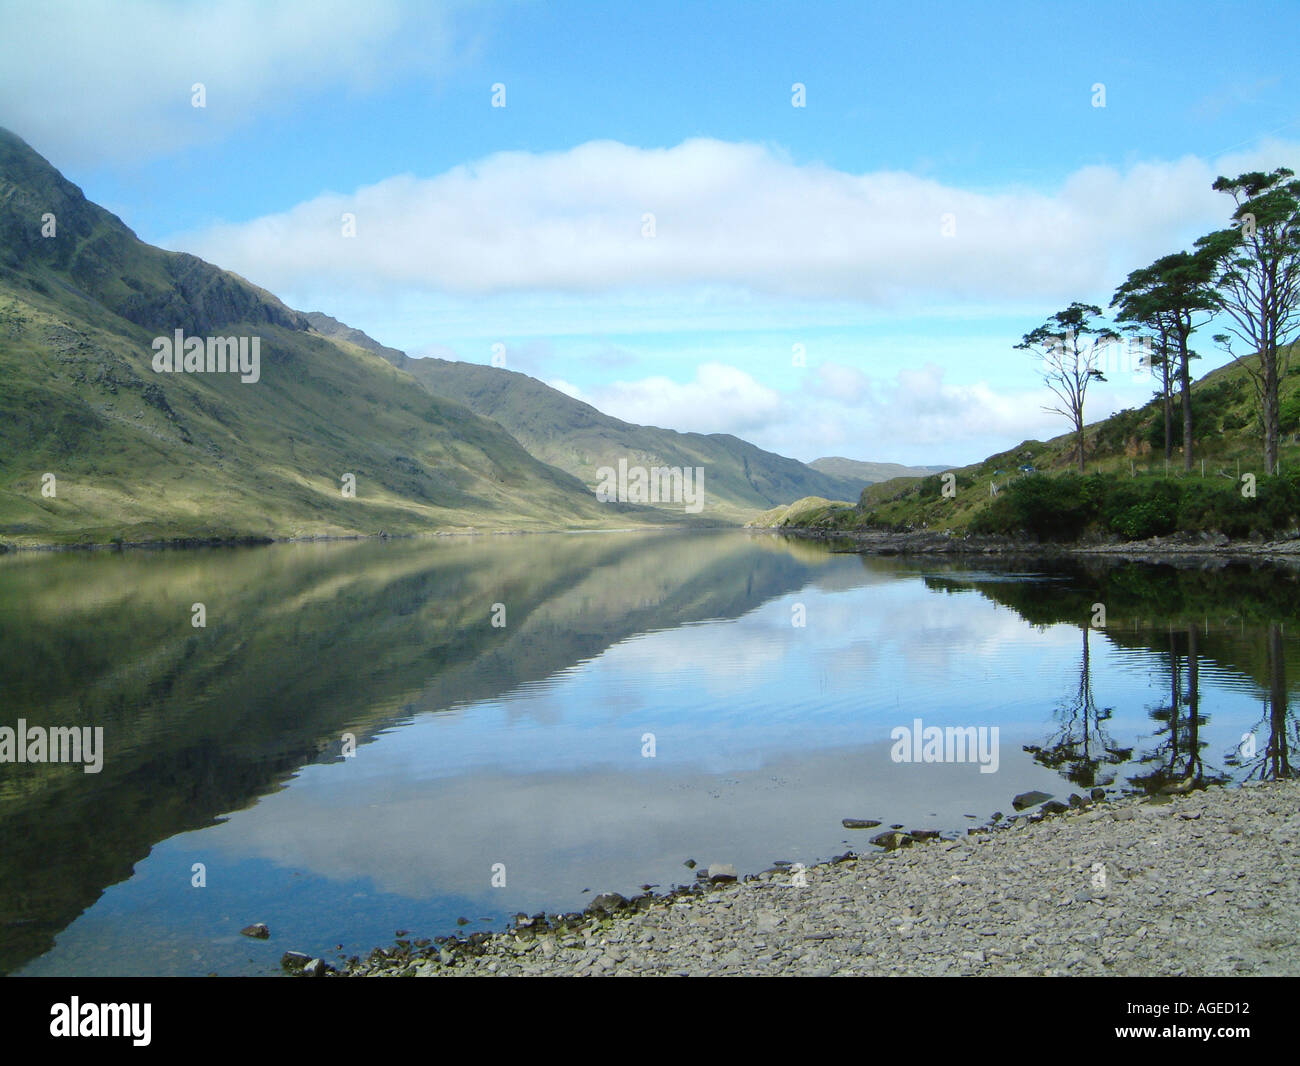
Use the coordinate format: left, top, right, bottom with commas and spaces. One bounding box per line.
345, 780, 1299, 978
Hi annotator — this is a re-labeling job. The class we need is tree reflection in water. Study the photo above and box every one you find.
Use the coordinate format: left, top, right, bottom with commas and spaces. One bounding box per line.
1023, 626, 1130, 789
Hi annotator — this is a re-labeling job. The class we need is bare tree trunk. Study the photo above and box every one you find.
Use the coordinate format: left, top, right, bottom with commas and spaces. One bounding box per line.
1263, 344, 1280, 475
1162, 359, 1173, 462
1076, 420, 1086, 473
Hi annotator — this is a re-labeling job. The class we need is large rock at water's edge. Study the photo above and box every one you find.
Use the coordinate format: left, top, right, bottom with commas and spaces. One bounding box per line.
1012, 790, 1053, 811
870, 831, 916, 851
586, 892, 629, 916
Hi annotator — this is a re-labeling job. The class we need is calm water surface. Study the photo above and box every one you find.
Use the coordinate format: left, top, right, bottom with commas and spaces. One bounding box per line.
1, 530, 1296, 975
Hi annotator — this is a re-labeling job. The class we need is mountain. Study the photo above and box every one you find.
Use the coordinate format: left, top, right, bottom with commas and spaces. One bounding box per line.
403, 358, 882, 519
0, 128, 659, 546
304, 330, 874, 518
303, 310, 410, 369
809, 456, 951, 483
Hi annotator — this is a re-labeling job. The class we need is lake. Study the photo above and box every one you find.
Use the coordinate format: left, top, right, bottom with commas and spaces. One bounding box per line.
1, 529, 1295, 976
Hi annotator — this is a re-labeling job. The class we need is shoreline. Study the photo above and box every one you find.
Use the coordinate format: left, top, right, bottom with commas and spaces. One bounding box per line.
336, 779, 1299, 978
753, 526, 1300, 562
8, 522, 1300, 559
0, 524, 694, 555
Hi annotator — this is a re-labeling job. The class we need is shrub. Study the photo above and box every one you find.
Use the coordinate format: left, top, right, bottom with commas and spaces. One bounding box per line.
1101, 480, 1179, 539
970, 471, 1298, 542
916, 474, 944, 501
1279, 392, 1300, 433
969, 474, 1096, 540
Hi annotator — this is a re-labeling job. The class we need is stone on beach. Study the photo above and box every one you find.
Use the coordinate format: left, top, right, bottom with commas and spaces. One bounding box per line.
587, 892, 629, 915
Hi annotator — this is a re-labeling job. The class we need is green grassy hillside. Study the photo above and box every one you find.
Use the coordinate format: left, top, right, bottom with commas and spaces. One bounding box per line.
747, 495, 853, 528
382, 355, 872, 521
764, 342, 1300, 540
0, 127, 660, 546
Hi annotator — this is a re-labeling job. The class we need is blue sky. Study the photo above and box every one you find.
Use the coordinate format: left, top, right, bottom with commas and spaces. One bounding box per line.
2, 0, 1298, 464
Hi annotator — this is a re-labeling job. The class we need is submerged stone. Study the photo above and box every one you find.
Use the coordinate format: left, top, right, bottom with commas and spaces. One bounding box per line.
1012, 790, 1053, 811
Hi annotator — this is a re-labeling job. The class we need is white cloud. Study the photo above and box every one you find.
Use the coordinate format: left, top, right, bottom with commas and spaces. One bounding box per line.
547, 378, 583, 399
552, 357, 1066, 464
782, 360, 1065, 463
168, 136, 1300, 307
0, 0, 463, 164
583, 363, 783, 436
805, 361, 872, 404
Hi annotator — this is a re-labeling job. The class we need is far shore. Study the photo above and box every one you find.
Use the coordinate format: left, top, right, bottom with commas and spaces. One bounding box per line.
752, 525, 1300, 562
10, 519, 1300, 560
0, 523, 704, 555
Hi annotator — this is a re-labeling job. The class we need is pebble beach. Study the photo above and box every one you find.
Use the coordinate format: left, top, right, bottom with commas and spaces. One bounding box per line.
337, 779, 1300, 978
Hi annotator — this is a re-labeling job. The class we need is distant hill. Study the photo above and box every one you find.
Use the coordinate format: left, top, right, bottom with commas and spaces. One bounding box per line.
304, 314, 957, 522
0, 127, 654, 546
746, 495, 854, 529
305, 330, 886, 520
385, 356, 877, 520
810, 456, 951, 483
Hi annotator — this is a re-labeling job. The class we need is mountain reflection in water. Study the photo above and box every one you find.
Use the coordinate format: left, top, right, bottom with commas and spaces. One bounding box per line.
1, 531, 1295, 975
